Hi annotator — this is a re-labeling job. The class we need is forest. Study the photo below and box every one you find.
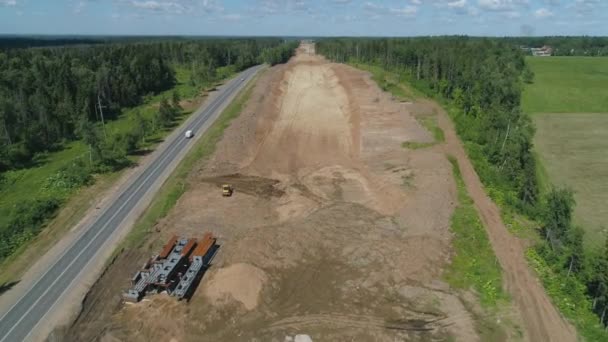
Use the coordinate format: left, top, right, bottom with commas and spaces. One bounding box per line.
317, 37, 608, 337
0, 38, 297, 262
0, 38, 297, 171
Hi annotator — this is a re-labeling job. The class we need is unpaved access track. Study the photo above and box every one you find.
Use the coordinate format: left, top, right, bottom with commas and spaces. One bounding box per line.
59, 44, 575, 342
432, 102, 578, 342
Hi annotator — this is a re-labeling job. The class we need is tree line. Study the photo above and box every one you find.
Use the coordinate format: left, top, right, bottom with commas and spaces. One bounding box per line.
535, 188, 608, 338
317, 37, 608, 334
501, 36, 608, 56
0, 38, 296, 261
0, 38, 292, 172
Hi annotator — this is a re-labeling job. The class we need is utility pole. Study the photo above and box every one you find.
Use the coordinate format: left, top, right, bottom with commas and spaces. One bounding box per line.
97, 94, 107, 139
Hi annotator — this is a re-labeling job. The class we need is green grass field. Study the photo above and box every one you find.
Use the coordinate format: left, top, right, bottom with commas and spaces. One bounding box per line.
533, 113, 608, 246
523, 56, 608, 246
522, 57, 608, 113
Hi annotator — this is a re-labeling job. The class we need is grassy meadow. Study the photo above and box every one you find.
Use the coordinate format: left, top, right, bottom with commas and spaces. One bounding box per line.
533, 113, 608, 246
523, 57, 608, 113
523, 56, 608, 246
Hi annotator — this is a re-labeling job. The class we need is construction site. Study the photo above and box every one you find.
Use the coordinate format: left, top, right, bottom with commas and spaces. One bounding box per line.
123, 233, 217, 302
58, 43, 572, 342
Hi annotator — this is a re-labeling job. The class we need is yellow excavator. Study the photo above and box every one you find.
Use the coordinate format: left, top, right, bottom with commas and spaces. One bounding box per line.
222, 184, 233, 197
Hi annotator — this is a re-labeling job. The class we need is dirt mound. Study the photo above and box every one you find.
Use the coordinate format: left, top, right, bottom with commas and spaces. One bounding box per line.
203, 263, 268, 310
248, 62, 356, 176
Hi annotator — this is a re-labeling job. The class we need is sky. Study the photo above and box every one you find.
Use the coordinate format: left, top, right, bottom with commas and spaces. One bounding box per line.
0, 0, 606, 36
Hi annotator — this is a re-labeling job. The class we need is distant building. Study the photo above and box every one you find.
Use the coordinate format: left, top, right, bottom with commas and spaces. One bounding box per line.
521, 45, 553, 57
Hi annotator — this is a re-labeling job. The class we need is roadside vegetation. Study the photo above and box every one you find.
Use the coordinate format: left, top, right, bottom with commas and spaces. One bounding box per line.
0, 38, 297, 265
445, 157, 510, 340
317, 37, 608, 339
122, 71, 260, 251
445, 157, 506, 307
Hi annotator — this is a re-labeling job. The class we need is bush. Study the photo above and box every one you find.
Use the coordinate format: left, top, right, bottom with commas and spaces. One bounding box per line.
43, 159, 93, 194
0, 197, 62, 260
4, 143, 32, 169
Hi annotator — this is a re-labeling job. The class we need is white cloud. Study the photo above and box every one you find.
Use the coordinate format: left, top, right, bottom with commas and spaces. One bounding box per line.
447, 0, 467, 8
0, 0, 17, 6
201, 0, 223, 13
251, 0, 314, 16
130, 1, 186, 14
477, 0, 528, 11
534, 7, 553, 18
390, 6, 418, 16
125, 0, 223, 15
363, 2, 418, 18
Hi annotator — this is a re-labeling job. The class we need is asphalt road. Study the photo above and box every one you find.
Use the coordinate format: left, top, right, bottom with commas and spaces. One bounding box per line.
0, 65, 261, 342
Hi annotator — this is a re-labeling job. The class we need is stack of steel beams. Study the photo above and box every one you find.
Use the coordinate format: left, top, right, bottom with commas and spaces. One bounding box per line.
123, 233, 216, 302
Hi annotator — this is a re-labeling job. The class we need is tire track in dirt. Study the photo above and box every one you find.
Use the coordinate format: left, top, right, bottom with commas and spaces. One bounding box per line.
420, 99, 579, 342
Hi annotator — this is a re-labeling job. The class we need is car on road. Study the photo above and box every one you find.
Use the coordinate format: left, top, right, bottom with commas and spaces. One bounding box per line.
185, 130, 194, 139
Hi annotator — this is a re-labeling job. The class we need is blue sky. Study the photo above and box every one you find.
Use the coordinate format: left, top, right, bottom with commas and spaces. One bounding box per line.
0, 0, 606, 36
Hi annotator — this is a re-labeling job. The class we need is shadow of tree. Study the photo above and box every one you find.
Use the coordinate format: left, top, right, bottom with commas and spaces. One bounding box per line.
0, 280, 20, 296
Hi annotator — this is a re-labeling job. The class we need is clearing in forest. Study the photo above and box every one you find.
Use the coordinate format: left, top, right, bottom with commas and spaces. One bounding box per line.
524, 56, 608, 246
522, 56, 608, 113
62, 44, 578, 342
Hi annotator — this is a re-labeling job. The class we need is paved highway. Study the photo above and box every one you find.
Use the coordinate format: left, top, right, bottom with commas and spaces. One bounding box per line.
0, 65, 262, 342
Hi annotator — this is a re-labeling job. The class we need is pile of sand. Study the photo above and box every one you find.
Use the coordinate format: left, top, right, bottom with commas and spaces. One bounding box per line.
203, 263, 268, 310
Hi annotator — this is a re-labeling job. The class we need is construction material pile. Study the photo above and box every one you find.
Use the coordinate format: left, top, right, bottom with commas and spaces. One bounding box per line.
123, 233, 217, 302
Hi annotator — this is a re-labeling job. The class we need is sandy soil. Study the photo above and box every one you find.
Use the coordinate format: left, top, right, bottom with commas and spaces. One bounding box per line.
54, 44, 571, 342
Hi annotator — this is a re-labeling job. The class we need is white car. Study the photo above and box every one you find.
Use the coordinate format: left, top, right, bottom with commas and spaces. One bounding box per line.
185, 130, 194, 139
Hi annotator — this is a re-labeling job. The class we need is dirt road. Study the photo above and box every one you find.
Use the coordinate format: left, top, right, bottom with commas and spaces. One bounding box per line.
59, 44, 573, 342
425, 100, 577, 342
